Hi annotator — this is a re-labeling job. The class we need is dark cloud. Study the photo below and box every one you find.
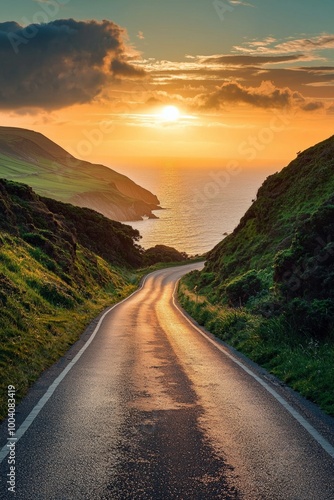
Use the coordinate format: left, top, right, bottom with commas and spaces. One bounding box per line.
200, 54, 304, 66
0, 21, 22, 33
0, 19, 145, 109
299, 66, 334, 72
301, 101, 324, 112
111, 59, 145, 78
196, 81, 298, 109
195, 80, 322, 111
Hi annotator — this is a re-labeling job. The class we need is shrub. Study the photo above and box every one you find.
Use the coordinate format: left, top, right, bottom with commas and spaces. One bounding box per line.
198, 272, 216, 287
284, 298, 334, 340
22, 232, 47, 247
225, 269, 266, 306
144, 245, 188, 265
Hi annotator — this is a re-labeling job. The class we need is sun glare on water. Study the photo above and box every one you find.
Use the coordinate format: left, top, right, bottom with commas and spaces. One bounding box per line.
161, 105, 180, 122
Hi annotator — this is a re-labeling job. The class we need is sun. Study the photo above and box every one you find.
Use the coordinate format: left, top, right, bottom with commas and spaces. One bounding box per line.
161, 105, 180, 122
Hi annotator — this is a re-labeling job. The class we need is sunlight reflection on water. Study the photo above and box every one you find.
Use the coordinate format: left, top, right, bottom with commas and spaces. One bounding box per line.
118, 165, 278, 254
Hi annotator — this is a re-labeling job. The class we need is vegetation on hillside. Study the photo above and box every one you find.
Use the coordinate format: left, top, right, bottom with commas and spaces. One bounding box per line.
143, 245, 189, 265
179, 135, 334, 415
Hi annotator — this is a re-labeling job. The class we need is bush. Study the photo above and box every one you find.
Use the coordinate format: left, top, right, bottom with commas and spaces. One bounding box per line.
144, 245, 188, 265
284, 298, 334, 340
225, 269, 266, 306
198, 272, 216, 287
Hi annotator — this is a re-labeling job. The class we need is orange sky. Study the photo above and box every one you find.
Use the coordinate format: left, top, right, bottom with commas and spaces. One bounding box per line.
2, 98, 332, 172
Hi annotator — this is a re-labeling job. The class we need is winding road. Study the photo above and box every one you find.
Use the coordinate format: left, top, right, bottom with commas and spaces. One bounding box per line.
1, 263, 334, 499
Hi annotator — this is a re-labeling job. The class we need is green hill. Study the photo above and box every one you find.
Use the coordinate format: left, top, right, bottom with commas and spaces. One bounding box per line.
0, 178, 144, 419
206, 135, 334, 284
201, 135, 334, 330
0, 126, 160, 221
179, 135, 334, 414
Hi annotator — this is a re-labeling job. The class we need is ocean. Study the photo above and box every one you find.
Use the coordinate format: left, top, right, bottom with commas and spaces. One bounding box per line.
115, 164, 279, 255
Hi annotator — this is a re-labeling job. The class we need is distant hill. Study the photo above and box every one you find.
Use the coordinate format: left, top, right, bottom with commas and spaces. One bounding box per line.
0, 126, 160, 221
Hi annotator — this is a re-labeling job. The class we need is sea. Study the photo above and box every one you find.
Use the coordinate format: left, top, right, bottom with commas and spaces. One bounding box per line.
115, 164, 280, 255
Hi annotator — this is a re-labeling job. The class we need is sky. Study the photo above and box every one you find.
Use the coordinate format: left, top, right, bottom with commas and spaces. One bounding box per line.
0, 0, 334, 170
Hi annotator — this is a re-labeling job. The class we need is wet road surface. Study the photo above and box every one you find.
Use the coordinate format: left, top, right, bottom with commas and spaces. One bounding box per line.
1, 263, 334, 499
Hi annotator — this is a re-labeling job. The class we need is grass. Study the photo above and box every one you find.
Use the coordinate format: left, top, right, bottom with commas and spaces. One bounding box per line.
178, 276, 334, 416
206, 135, 334, 283
0, 142, 104, 201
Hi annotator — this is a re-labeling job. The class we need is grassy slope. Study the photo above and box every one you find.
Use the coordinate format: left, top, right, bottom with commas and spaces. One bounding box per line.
207, 135, 334, 281
0, 127, 160, 221
0, 179, 142, 419
179, 135, 334, 415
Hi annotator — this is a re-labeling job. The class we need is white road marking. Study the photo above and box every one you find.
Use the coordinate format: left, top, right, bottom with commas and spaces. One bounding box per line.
173, 280, 334, 460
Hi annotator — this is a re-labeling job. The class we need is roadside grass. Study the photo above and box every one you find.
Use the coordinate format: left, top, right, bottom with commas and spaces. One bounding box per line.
178, 277, 334, 416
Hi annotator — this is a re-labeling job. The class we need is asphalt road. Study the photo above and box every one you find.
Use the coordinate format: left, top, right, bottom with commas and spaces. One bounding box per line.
1, 263, 334, 499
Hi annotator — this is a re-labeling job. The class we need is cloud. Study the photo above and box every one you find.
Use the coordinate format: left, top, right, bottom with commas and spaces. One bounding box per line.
275, 35, 334, 54
300, 66, 334, 73
142, 51, 334, 103
0, 19, 145, 110
234, 34, 334, 56
0, 21, 22, 33
305, 81, 334, 87
200, 54, 304, 66
229, 0, 255, 6
301, 101, 324, 112
111, 59, 145, 78
195, 80, 322, 112
248, 37, 277, 47
137, 31, 145, 40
